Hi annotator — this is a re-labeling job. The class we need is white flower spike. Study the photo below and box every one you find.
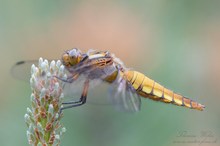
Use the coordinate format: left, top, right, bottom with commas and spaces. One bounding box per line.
25, 58, 66, 146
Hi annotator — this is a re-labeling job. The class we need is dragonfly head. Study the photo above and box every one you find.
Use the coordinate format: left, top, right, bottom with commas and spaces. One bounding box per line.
62, 48, 83, 67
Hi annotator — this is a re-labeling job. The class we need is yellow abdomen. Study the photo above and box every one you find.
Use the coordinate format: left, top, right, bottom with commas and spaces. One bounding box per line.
124, 70, 205, 111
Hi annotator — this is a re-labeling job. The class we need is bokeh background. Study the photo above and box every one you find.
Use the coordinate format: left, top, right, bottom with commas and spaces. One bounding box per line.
0, 0, 220, 146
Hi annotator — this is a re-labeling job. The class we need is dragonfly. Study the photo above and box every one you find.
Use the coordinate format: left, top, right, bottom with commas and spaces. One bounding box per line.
12, 48, 205, 112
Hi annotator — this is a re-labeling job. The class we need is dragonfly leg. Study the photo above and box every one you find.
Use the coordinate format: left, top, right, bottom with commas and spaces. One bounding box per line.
60, 79, 89, 111
55, 73, 79, 83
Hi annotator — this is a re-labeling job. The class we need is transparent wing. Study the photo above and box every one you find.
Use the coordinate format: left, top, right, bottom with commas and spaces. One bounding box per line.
62, 75, 110, 105
11, 60, 40, 82
108, 75, 141, 112
11, 60, 110, 105
10, 59, 97, 82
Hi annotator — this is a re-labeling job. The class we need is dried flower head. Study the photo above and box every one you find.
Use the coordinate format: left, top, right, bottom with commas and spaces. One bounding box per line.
25, 58, 66, 146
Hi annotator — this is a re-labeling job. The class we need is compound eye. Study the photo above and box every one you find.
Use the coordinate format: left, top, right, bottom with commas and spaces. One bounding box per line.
62, 53, 71, 67
69, 49, 76, 57
69, 48, 81, 58
62, 54, 69, 62
62, 48, 82, 67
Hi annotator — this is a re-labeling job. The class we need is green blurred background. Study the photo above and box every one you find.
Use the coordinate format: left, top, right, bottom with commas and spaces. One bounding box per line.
0, 0, 220, 146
